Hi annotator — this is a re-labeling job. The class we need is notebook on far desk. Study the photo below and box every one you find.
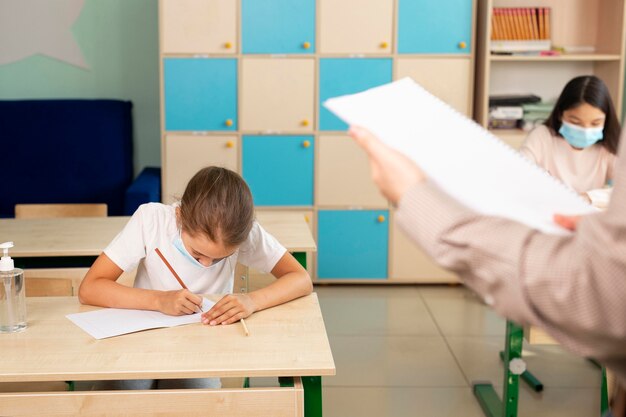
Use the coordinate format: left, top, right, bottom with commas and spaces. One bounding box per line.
324, 78, 596, 235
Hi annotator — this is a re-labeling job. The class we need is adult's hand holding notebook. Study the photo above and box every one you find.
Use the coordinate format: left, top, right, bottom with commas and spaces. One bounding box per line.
324, 78, 596, 235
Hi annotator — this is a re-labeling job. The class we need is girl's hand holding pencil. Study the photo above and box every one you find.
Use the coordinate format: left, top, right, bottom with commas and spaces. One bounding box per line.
157, 289, 204, 316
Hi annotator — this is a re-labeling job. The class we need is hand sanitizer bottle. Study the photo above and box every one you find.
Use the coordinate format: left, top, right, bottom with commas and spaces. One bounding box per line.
0, 242, 26, 333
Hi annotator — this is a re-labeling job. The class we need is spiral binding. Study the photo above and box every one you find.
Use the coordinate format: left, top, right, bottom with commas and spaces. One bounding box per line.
410, 79, 589, 206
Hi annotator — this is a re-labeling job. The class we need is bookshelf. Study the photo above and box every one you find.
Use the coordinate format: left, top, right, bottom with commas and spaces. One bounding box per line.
474, 0, 626, 148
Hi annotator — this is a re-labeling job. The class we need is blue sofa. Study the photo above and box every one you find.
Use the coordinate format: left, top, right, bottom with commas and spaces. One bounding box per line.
0, 99, 161, 218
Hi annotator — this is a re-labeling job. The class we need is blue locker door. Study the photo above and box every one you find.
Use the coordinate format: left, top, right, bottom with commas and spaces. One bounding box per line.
319, 59, 393, 131
318, 210, 389, 279
164, 58, 237, 131
398, 0, 472, 54
242, 136, 314, 206
242, 0, 316, 54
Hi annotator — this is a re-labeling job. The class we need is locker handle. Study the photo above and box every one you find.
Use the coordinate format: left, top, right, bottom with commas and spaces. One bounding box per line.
302, 140, 311, 148
380, 41, 389, 49
301, 119, 310, 127
302, 41, 311, 49
377, 215, 386, 223
224, 41, 233, 49
225, 119, 234, 127
458, 41, 467, 49
226, 141, 235, 148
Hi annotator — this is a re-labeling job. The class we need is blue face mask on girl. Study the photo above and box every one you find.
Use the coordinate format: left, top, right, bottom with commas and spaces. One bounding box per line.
559, 121, 604, 149
172, 232, 211, 269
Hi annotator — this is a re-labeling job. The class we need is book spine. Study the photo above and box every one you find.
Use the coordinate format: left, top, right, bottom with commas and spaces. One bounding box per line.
525, 8, 534, 40
530, 8, 539, 40
509, 9, 517, 40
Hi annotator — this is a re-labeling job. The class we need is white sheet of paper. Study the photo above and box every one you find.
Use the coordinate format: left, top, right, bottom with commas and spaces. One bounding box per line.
324, 78, 597, 235
66, 298, 216, 339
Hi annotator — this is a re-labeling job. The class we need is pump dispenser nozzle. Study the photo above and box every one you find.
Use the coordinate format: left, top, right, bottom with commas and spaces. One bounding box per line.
0, 242, 15, 272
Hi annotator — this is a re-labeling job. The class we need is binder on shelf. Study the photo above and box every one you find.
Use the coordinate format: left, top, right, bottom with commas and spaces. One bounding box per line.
489, 94, 541, 107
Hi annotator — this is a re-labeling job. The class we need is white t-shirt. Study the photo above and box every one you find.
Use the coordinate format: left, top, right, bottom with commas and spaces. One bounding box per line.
104, 203, 286, 294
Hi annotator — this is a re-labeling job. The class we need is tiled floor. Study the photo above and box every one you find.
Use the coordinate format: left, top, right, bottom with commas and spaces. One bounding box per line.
315, 284, 602, 417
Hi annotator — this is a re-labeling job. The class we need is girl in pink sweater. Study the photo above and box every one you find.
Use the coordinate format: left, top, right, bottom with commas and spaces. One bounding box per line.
520, 75, 621, 207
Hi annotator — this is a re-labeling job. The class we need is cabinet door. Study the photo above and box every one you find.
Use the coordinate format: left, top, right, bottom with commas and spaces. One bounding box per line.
163, 135, 238, 204
318, 210, 388, 279
319, 0, 393, 53
242, 136, 314, 206
317, 135, 387, 207
242, 0, 316, 54
319, 58, 392, 131
396, 58, 472, 116
241, 59, 315, 132
398, 0, 472, 54
164, 58, 237, 131
161, 0, 237, 54
391, 217, 458, 282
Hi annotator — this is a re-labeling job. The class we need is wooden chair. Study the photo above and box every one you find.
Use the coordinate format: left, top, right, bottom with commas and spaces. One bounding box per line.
15, 204, 110, 297
15, 203, 108, 219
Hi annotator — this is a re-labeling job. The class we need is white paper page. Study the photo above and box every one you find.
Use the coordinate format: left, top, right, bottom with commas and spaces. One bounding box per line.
66, 298, 216, 339
324, 78, 597, 235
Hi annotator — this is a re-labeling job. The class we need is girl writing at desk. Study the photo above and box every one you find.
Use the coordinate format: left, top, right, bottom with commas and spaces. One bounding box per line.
520, 75, 621, 208
79, 166, 312, 389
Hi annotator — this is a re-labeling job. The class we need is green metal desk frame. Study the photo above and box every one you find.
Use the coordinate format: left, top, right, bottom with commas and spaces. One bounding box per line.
473, 320, 609, 417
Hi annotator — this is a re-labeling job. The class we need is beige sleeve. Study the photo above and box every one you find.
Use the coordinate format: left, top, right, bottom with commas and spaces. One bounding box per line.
395, 177, 626, 360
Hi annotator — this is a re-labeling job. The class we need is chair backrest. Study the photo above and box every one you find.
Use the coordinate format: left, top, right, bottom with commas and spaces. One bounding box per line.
16, 203, 108, 297
15, 204, 108, 219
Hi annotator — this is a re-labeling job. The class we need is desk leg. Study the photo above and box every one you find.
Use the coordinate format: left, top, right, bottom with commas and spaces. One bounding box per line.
473, 321, 523, 417
293, 252, 307, 269
303, 376, 322, 417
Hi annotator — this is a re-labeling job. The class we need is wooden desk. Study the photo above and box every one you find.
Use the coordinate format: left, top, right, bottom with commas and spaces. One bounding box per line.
0, 211, 316, 269
0, 294, 334, 416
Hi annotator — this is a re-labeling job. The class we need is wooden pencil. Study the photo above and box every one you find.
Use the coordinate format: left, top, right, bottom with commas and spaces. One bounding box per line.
241, 318, 250, 336
155, 248, 204, 313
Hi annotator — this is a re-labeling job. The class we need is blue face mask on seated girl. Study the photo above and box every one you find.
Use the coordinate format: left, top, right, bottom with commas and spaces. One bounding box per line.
172, 232, 211, 269
559, 121, 604, 149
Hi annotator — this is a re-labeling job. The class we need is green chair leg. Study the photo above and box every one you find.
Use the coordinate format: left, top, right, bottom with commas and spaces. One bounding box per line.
498, 351, 543, 392
601, 367, 609, 416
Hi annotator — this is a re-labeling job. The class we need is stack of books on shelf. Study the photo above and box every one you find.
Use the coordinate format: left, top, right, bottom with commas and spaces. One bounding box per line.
488, 94, 541, 130
491, 7, 551, 53
520, 102, 554, 131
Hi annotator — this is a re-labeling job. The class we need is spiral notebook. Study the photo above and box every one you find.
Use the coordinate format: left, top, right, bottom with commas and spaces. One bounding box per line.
324, 78, 596, 235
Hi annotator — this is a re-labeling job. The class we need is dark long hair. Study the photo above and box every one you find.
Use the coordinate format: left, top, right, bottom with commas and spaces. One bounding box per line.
545, 75, 621, 154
